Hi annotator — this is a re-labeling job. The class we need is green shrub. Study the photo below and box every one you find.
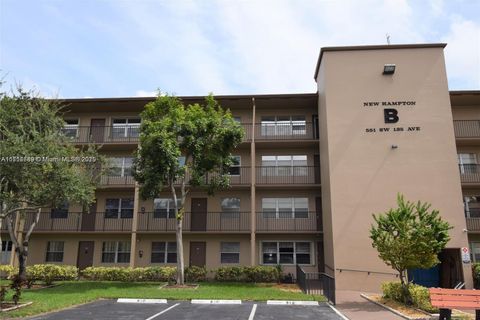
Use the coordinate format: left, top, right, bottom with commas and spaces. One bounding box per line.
215, 266, 246, 282
26, 264, 78, 286
81, 266, 176, 282
0, 265, 16, 279
473, 263, 480, 288
243, 266, 280, 283
185, 266, 207, 282
382, 281, 437, 313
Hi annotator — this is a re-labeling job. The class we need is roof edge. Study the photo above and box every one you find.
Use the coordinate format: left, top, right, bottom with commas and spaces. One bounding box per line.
313, 43, 447, 80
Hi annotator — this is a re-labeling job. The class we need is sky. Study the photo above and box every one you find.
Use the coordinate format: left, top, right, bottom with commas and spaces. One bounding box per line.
0, 0, 479, 98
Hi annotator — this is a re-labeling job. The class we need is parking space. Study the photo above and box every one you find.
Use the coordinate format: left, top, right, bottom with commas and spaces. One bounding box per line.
29, 300, 344, 320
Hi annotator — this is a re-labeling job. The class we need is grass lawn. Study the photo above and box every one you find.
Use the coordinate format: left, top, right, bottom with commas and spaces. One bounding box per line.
1, 281, 325, 318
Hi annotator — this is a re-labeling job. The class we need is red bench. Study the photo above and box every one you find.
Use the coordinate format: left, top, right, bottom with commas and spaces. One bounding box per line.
429, 288, 480, 320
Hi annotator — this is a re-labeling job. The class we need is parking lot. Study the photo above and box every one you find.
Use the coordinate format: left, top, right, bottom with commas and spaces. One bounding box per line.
29, 299, 345, 320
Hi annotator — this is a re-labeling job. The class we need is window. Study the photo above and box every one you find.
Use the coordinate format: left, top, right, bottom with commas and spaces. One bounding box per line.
51, 202, 69, 219
261, 155, 307, 176
102, 241, 130, 263
229, 156, 241, 176
1, 241, 12, 264
465, 196, 480, 218
105, 198, 134, 218
261, 242, 312, 265
154, 199, 180, 218
107, 157, 133, 177
261, 198, 308, 218
221, 242, 240, 263
221, 198, 240, 218
233, 116, 241, 123
458, 153, 477, 174
471, 242, 480, 263
151, 242, 177, 263
62, 119, 79, 138
260, 116, 306, 136
111, 118, 141, 138
46, 241, 64, 262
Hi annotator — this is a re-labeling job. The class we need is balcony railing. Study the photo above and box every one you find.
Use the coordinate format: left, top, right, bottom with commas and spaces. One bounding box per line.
62, 126, 140, 143
453, 120, 480, 138
256, 166, 320, 184
23, 212, 132, 232
256, 211, 320, 232
254, 122, 317, 140
459, 164, 480, 183
466, 217, 480, 231
137, 211, 250, 232
100, 175, 136, 186
466, 208, 480, 218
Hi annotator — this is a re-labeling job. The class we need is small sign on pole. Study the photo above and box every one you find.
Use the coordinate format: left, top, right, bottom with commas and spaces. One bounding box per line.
461, 247, 471, 264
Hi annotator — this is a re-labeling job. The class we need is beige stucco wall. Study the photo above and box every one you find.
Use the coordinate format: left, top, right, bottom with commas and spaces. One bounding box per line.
317, 46, 473, 293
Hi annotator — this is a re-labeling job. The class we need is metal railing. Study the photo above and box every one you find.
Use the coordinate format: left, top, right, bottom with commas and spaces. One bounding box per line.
296, 265, 335, 304
23, 212, 133, 232
458, 164, 480, 183
137, 211, 250, 232
254, 122, 317, 140
256, 166, 320, 184
256, 212, 319, 232
453, 120, 480, 138
100, 175, 136, 186
466, 218, 480, 231
62, 126, 140, 143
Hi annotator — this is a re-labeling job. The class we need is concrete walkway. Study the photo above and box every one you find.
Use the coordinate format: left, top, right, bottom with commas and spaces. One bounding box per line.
335, 290, 403, 320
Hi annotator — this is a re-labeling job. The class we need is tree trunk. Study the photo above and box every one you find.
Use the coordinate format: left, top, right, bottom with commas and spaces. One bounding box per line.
176, 218, 184, 284
16, 246, 27, 282
399, 269, 412, 305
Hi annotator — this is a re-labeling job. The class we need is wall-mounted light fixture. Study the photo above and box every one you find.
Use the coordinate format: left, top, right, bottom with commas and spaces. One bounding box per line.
383, 64, 396, 75
391, 144, 398, 149
139, 250, 143, 258
141, 207, 145, 213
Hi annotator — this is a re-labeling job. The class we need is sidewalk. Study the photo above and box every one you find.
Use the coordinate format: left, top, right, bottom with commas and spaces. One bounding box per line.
335, 290, 403, 320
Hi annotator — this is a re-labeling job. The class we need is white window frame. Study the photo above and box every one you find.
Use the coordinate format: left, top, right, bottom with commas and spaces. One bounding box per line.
229, 156, 241, 176
45, 241, 64, 262
105, 198, 134, 219
111, 118, 141, 138
154, 198, 181, 218
102, 241, 130, 263
107, 157, 133, 177
62, 119, 79, 138
261, 197, 309, 218
220, 242, 240, 264
1, 241, 12, 264
260, 116, 306, 136
151, 241, 177, 263
458, 153, 477, 174
260, 241, 314, 266
261, 155, 307, 176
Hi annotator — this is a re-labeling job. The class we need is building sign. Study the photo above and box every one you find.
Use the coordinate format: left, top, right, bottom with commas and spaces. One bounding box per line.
462, 247, 471, 264
363, 100, 421, 133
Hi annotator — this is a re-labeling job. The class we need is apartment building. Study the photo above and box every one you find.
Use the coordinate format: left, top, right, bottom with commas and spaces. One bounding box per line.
1, 43, 479, 294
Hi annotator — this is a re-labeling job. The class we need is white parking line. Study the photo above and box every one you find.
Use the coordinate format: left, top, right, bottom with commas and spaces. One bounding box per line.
145, 303, 180, 320
117, 298, 167, 304
266, 300, 319, 306
248, 304, 257, 320
191, 299, 242, 304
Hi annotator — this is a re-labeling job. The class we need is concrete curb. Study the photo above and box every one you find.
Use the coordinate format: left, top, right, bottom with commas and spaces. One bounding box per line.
191, 299, 242, 304
327, 304, 350, 320
360, 294, 432, 320
266, 300, 319, 306
117, 298, 167, 304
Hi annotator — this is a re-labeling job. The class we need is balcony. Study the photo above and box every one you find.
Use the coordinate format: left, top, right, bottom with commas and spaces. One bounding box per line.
100, 175, 135, 186
466, 217, 480, 232
137, 211, 250, 232
454, 120, 480, 139
254, 122, 317, 140
459, 164, 480, 184
23, 212, 132, 232
256, 212, 320, 232
62, 126, 140, 144
256, 166, 320, 185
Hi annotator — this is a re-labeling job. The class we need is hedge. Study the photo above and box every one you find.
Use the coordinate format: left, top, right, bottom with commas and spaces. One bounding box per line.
26, 264, 78, 286
382, 281, 437, 313
215, 266, 280, 283
185, 266, 207, 282
81, 266, 176, 282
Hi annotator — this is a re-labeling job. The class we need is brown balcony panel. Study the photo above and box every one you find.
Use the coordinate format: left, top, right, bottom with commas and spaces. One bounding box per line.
174, 167, 251, 186
137, 212, 250, 232
256, 212, 319, 232
100, 175, 135, 186
459, 165, 480, 183
63, 126, 140, 144
241, 123, 253, 141
254, 122, 317, 140
454, 120, 480, 138
466, 217, 480, 232
256, 166, 320, 184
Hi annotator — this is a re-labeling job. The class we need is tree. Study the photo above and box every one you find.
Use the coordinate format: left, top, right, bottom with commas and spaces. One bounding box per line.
370, 194, 452, 304
0, 86, 102, 281
133, 93, 243, 284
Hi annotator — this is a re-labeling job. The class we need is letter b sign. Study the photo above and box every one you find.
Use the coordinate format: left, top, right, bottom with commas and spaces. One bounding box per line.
384, 108, 399, 123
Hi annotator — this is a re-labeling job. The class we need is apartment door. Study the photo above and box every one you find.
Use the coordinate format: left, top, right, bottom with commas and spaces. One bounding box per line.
190, 242, 206, 267
191, 198, 207, 231
439, 248, 464, 288
317, 241, 325, 273
90, 119, 105, 143
315, 197, 323, 231
77, 241, 95, 270
314, 154, 321, 184
81, 203, 96, 231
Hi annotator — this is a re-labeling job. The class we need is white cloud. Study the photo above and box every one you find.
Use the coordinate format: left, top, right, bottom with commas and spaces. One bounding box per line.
442, 17, 480, 89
